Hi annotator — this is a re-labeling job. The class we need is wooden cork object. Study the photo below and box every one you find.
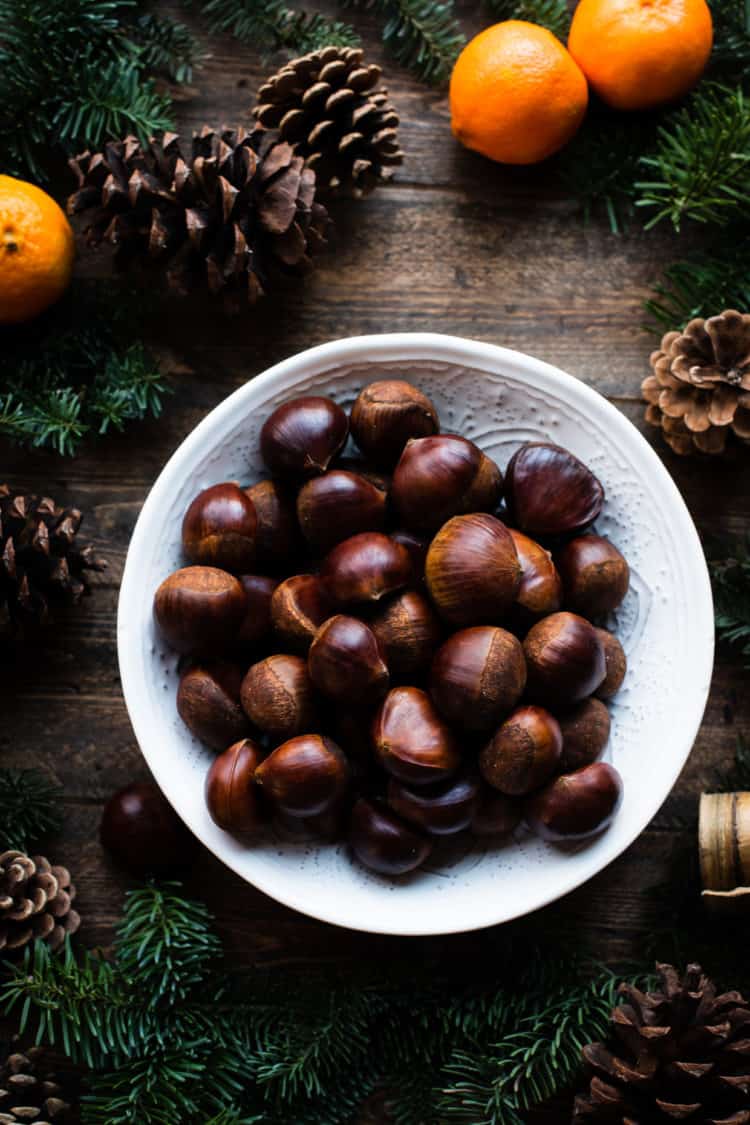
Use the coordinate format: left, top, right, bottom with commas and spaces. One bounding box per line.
698, 791, 750, 913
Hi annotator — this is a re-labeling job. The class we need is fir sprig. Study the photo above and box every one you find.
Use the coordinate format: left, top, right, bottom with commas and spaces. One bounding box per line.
189, 0, 360, 53
343, 0, 465, 83
708, 536, 750, 666
484, 0, 570, 38
0, 769, 63, 852
131, 12, 205, 84
644, 237, 750, 331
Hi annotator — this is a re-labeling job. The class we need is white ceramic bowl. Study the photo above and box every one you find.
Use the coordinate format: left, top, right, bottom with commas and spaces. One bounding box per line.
118, 333, 714, 935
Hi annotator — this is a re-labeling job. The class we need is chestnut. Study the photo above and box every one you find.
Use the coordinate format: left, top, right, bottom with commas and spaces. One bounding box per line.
425, 514, 521, 627
479, 705, 563, 796
505, 442, 604, 539
470, 787, 522, 837
321, 532, 412, 606
523, 612, 606, 705
391, 530, 429, 581
429, 626, 526, 732
594, 628, 627, 700
297, 470, 387, 553
387, 772, 479, 835
260, 395, 348, 480
308, 615, 389, 705
392, 435, 503, 534
154, 566, 247, 656
555, 534, 630, 618
182, 482, 257, 572
245, 479, 299, 571
205, 738, 265, 835
509, 529, 562, 619
254, 734, 349, 817
370, 590, 442, 678
236, 574, 278, 650
557, 698, 611, 772
349, 797, 432, 875
240, 654, 318, 739
176, 661, 249, 750
100, 782, 197, 875
270, 574, 335, 654
350, 380, 440, 468
525, 761, 623, 841
372, 686, 461, 786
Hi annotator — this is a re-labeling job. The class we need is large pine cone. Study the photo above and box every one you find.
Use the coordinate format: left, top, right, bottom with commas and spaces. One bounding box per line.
254, 46, 403, 198
0, 1044, 76, 1123
67, 127, 331, 307
0, 852, 81, 953
0, 486, 105, 639
643, 310, 750, 455
573, 963, 750, 1123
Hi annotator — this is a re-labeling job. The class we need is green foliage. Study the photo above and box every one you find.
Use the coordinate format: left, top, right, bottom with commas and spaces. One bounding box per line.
0, 769, 63, 852
131, 13, 205, 84
0, 282, 169, 456
343, 0, 465, 83
0, 883, 644, 1125
644, 238, 750, 332
708, 536, 750, 666
484, 0, 570, 39
190, 0, 360, 53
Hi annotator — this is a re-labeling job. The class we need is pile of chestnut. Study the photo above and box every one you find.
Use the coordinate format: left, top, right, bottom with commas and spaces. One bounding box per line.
153, 380, 629, 878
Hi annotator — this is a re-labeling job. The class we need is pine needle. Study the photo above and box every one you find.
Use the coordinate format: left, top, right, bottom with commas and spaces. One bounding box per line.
189, 0, 360, 53
0, 769, 63, 852
644, 237, 750, 332
484, 0, 570, 38
343, 0, 465, 83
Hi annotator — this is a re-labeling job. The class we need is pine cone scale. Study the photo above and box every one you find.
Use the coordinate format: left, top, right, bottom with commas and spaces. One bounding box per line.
0, 851, 80, 954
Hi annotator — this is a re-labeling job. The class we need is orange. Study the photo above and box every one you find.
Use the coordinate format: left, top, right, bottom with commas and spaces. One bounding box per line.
568, 0, 713, 111
449, 21, 589, 166
0, 174, 75, 325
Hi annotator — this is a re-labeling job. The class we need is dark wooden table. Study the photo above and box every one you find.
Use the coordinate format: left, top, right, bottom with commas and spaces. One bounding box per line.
3, 0, 747, 1036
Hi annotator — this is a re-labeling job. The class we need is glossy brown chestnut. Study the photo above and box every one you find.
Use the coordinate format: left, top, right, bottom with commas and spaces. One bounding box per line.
182, 482, 257, 572
470, 787, 523, 837
430, 626, 526, 732
308, 615, 389, 705
100, 782, 197, 875
505, 442, 604, 539
479, 705, 563, 796
321, 532, 412, 606
270, 574, 335, 654
372, 686, 461, 786
523, 612, 606, 705
154, 566, 247, 656
392, 435, 503, 534
509, 529, 562, 618
260, 395, 348, 480
254, 734, 349, 817
349, 797, 433, 875
557, 698, 611, 772
297, 470, 387, 553
245, 479, 299, 571
594, 628, 627, 700
391, 530, 429, 581
370, 590, 442, 678
236, 575, 278, 650
240, 654, 318, 739
555, 534, 630, 618
425, 514, 521, 627
525, 761, 623, 841
205, 738, 265, 835
350, 380, 440, 468
387, 772, 480, 835
176, 661, 249, 750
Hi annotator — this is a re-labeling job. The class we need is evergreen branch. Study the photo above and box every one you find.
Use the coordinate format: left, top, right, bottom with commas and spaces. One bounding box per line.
484, 0, 569, 38
644, 237, 750, 332
0, 769, 63, 852
131, 12, 205, 84
190, 0, 360, 53
344, 0, 465, 83
54, 56, 173, 148
636, 85, 750, 231
708, 535, 750, 666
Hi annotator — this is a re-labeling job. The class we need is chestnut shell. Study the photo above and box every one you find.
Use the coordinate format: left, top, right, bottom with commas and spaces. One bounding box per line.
387, 772, 480, 835
594, 628, 627, 700
260, 395, 348, 479
479, 705, 563, 796
509, 529, 562, 619
392, 435, 502, 534
557, 698, 611, 772
429, 626, 526, 732
321, 532, 412, 606
308, 614, 389, 705
100, 782, 197, 876
255, 734, 349, 817
245, 479, 299, 571
372, 686, 462, 786
154, 566, 247, 656
177, 661, 249, 750
270, 574, 335, 654
205, 738, 265, 835
349, 798, 433, 875
240, 654, 318, 739
425, 514, 521, 627
523, 612, 606, 705
350, 379, 440, 468
555, 534, 630, 618
505, 442, 604, 539
297, 470, 387, 554
182, 482, 257, 572
370, 589, 443, 679
525, 762, 623, 841
236, 574, 278, 650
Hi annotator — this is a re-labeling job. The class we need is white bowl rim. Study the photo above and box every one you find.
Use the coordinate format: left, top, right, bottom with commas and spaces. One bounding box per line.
118, 332, 714, 935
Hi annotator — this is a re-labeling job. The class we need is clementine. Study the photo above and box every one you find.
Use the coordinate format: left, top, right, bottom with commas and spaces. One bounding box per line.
0, 174, 75, 325
568, 0, 713, 111
449, 21, 589, 166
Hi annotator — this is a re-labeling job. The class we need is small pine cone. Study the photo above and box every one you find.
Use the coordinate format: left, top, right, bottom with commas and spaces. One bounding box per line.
643, 310, 750, 455
573, 963, 750, 1124
0, 852, 81, 954
67, 126, 331, 308
254, 46, 404, 198
0, 486, 106, 640
0, 1044, 77, 1122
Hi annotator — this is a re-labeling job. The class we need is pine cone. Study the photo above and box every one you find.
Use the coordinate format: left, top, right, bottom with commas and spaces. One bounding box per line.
0, 1044, 77, 1123
254, 46, 403, 198
643, 310, 750, 455
573, 963, 750, 1124
0, 852, 80, 953
67, 126, 331, 307
0, 486, 106, 640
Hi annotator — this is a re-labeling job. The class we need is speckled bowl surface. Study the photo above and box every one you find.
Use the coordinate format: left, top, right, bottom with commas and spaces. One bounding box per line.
118, 333, 714, 935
